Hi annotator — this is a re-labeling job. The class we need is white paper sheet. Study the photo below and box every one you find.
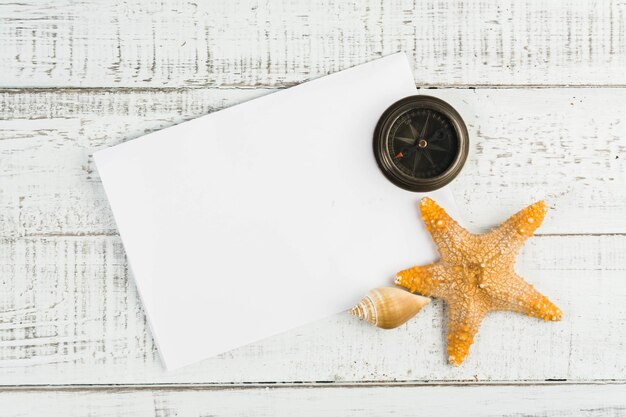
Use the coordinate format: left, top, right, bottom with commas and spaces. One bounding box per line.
94, 53, 458, 370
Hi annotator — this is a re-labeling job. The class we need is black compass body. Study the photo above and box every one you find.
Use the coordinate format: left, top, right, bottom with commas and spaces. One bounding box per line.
374, 95, 469, 192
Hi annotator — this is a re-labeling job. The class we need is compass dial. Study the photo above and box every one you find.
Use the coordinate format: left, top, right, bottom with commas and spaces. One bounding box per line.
373, 95, 469, 192
388, 108, 459, 179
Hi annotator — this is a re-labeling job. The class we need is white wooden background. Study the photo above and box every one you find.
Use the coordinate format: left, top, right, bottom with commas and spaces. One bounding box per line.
1, 0, 625, 415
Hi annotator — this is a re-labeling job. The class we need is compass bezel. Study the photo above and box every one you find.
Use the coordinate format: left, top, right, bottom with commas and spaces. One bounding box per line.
373, 95, 469, 192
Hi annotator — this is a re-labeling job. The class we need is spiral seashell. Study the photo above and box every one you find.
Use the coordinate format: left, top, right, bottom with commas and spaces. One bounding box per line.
349, 287, 430, 329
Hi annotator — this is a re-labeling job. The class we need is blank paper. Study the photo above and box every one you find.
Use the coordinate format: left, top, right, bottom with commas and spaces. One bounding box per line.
94, 53, 458, 370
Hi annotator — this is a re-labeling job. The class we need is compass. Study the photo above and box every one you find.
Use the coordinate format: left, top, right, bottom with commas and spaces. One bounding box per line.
373, 95, 469, 192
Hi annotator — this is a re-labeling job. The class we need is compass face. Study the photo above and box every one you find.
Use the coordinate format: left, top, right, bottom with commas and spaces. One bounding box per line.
373, 96, 469, 192
388, 108, 459, 179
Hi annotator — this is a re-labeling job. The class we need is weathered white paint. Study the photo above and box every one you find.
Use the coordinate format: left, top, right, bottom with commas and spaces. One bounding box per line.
0, 88, 624, 388
0, 384, 624, 417
1, 88, 624, 237
0, 0, 625, 88
1, 0, 625, 414
0, 234, 623, 385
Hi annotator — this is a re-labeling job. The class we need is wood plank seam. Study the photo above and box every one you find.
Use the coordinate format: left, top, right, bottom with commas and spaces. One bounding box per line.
0, 380, 625, 391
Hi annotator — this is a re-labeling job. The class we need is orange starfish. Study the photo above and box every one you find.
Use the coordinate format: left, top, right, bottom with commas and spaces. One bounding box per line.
395, 198, 562, 366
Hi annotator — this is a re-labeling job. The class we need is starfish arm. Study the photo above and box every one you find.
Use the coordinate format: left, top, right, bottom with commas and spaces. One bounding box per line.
484, 201, 548, 258
394, 262, 447, 298
446, 301, 487, 366
490, 273, 563, 321
419, 198, 472, 263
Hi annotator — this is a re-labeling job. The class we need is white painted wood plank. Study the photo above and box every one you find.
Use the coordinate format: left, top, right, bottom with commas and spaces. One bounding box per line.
0, 234, 623, 384
0, 384, 624, 417
1, 0, 625, 87
0, 88, 623, 236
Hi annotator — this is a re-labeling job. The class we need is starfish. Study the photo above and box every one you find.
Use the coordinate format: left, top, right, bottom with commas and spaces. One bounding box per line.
394, 198, 562, 366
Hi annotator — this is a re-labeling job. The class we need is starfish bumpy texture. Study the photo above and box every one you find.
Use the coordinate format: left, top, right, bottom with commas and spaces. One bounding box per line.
395, 198, 562, 366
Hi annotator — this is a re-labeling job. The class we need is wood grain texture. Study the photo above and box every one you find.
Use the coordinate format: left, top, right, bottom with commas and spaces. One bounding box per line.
1, 1, 625, 413
0, 234, 624, 384
1, 88, 623, 237
0, 384, 624, 417
1, 0, 625, 88
0, 81, 624, 388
